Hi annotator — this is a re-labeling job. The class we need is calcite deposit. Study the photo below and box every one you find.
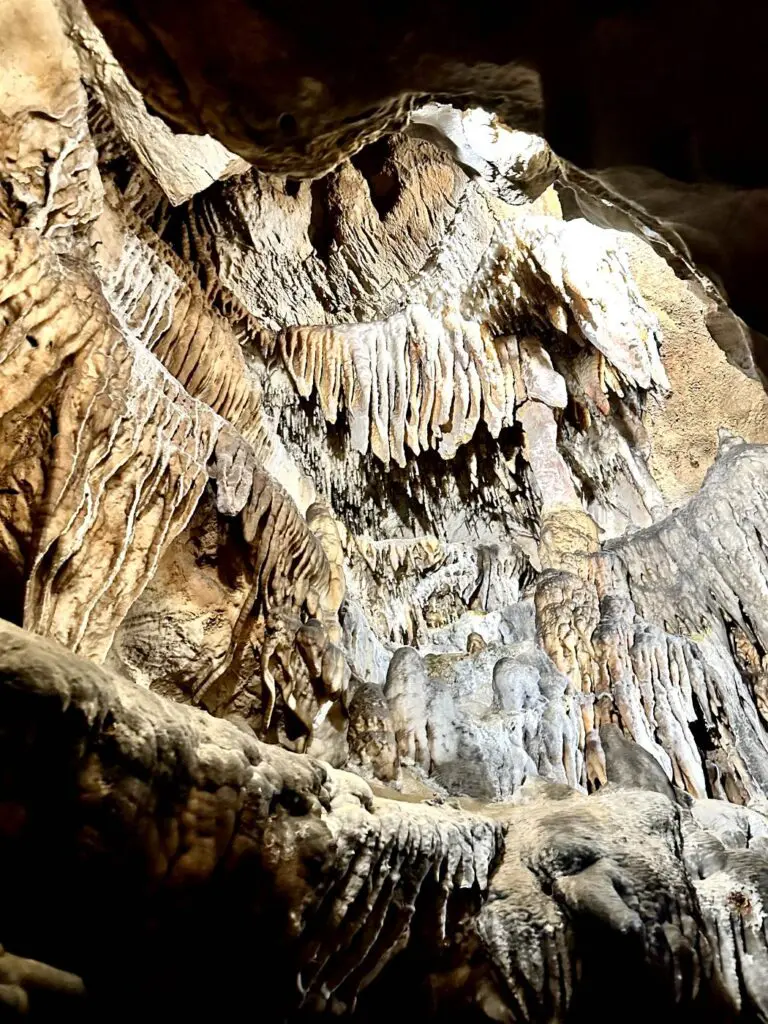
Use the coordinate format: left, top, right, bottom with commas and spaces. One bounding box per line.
3, 0, 768, 1018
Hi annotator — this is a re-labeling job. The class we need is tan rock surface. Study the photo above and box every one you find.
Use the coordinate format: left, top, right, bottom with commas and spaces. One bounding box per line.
623, 231, 768, 506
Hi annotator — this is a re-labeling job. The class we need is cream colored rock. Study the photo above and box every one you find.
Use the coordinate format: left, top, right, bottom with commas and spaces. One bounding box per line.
519, 337, 567, 409
3, 7, 768, 1015
408, 104, 556, 206
271, 208, 665, 469
0, 225, 219, 659
306, 501, 346, 642
518, 400, 581, 513
384, 646, 431, 771
0, 0, 102, 235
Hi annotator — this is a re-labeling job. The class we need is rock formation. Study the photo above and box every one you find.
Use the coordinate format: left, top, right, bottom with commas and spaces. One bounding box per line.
3, 0, 768, 1018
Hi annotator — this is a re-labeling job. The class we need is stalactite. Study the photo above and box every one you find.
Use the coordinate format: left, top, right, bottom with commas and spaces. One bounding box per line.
271, 213, 667, 469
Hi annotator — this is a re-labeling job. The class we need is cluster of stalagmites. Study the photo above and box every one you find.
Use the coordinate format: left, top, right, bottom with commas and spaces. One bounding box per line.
344, 437, 768, 808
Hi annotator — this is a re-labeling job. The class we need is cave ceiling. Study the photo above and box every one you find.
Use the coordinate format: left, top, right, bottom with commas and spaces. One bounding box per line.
3, 0, 768, 1019
81, 0, 768, 380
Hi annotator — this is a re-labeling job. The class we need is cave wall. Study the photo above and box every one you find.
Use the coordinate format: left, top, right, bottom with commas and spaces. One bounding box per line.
2, 0, 768, 800
3, 0, 768, 1018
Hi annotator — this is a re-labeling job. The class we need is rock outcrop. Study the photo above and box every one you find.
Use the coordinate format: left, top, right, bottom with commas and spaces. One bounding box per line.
3, 621, 768, 1020
80, 0, 768, 380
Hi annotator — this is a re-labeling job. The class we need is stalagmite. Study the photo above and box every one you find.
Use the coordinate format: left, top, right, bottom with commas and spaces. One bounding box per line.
384, 647, 431, 771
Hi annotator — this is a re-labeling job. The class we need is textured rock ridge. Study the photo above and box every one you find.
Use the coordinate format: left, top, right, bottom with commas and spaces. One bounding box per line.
0, 224, 218, 657
3, 622, 768, 1020
0, 620, 500, 1016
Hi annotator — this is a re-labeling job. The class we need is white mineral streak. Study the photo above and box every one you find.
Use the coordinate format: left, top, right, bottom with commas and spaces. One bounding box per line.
103, 230, 181, 347
99, 223, 318, 513
512, 216, 669, 392
0, 231, 223, 661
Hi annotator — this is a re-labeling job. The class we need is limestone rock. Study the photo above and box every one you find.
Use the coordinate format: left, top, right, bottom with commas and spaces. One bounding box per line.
384, 647, 430, 771
81, 0, 768, 383
0, 619, 500, 1017
4, 2, 768, 1017
4, 622, 768, 1020
59, 0, 249, 205
347, 682, 400, 783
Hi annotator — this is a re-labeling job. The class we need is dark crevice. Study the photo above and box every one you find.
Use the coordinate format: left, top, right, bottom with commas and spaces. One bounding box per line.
350, 138, 402, 221
308, 178, 335, 263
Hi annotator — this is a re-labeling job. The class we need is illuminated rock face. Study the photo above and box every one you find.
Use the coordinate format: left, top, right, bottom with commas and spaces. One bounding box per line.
4, 0, 768, 1019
